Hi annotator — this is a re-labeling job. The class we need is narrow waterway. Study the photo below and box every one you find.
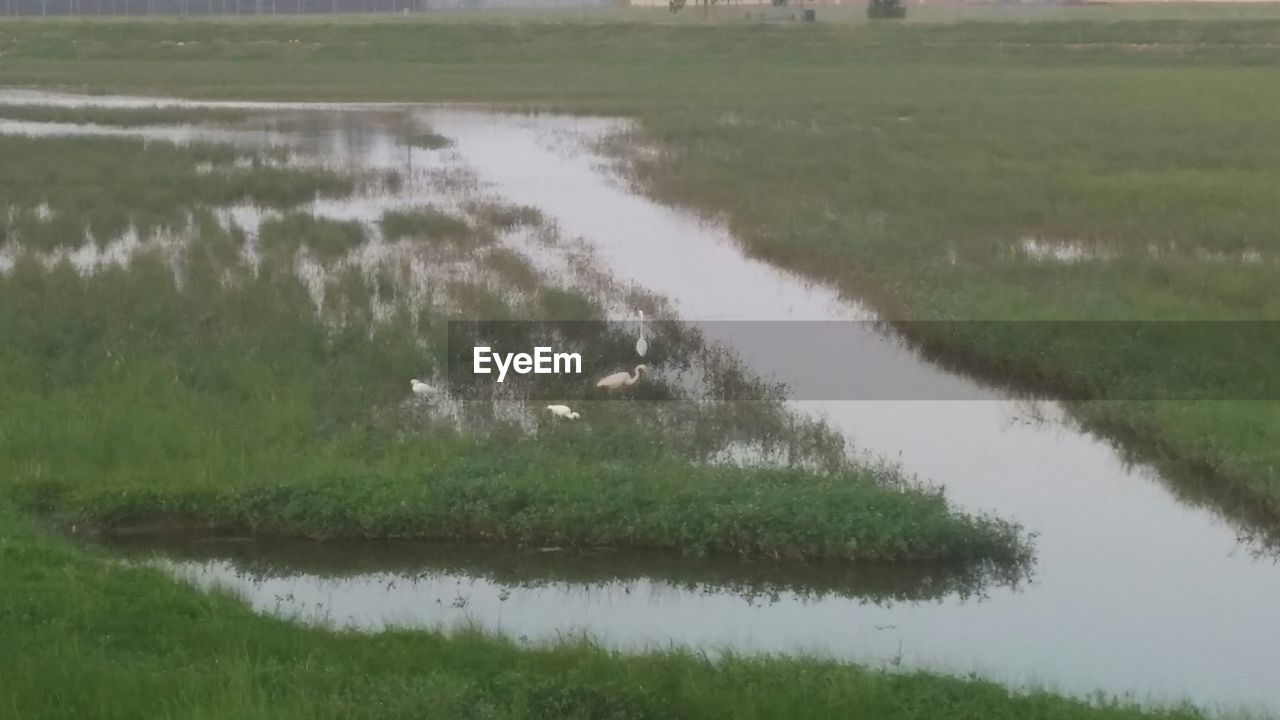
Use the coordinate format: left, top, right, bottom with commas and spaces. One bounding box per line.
416, 108, 1280, 713
3, 91, 1276, 714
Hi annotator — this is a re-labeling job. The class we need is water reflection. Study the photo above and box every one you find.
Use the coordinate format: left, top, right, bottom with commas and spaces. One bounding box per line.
99, 534, 1018, 608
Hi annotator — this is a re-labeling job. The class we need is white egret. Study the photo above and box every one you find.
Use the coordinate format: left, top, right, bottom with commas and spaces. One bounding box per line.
596, 365, 647, 391
410, 378, 437, 399
545, 404, 580, 420
635, 310, 648, 358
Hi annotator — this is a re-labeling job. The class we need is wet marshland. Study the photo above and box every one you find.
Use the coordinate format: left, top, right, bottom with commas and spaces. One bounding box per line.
3, 90, 1278, 714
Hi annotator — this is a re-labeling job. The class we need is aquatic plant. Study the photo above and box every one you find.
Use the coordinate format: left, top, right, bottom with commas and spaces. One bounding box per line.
260, 212, 367, 262
380, 207, 474, 246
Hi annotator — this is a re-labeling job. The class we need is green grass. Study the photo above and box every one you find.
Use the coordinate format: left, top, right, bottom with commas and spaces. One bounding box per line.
2, 15, 1278, 716
260, 211, 367, 260
0, 134, 352, 244
380, 207, 475, 245
6, 18, 1274, 522
0, 126, 1027, 565
0, 122, 1042, 716
0, 507, 1210, 720
6, 15, 1266, 521
469, 202, 544, 232
0, 219, 1026, 564
0, 103, 253, 125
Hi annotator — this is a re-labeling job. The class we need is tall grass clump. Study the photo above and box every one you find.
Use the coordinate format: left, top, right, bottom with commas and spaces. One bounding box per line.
380, 207, 474, 246
469, 202, 544, 232
259, 212, 367, 261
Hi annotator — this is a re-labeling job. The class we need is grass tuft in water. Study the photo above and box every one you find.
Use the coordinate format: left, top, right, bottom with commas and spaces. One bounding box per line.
260, 212, 367, 262
380, 207, 475, 247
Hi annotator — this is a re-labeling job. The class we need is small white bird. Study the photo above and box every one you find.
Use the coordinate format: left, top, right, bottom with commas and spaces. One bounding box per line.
545, 404, 580, 420
596, 365, 648, 391
410, 378, 437, 399
635, 310, 648, 358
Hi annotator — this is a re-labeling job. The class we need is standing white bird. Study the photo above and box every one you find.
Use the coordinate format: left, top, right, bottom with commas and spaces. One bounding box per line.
545, 404, 580, 420
596, 365, 648, 391
410, 378, 437, 399
635, 310, 648, 358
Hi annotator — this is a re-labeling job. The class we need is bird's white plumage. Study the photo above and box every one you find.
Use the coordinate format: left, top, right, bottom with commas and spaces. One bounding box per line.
635, 310, 648, 358
410, 378, 436, 399
546, 404, 580, 420
596, 365, 647, 391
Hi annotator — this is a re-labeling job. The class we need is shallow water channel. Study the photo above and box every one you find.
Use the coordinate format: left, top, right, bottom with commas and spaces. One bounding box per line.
4, 90, 1278, 714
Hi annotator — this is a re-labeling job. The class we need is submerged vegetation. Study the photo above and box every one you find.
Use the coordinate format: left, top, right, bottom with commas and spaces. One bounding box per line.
261, 212, 367, 261
0, 134, 352, 244
380, 207, 474, 246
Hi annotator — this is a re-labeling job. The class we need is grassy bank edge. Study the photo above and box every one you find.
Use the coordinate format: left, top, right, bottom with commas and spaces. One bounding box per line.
0, 507, 1215, 720
6, 455, 1034, 566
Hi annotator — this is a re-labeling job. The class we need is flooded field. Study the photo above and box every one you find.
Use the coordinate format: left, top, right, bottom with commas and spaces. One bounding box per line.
4, 90, 1278, 715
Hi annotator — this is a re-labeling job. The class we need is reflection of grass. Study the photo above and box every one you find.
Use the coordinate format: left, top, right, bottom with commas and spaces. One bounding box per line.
406, 131, 451, 150
99, 534, 1020, 606
3, 510, 1192, 720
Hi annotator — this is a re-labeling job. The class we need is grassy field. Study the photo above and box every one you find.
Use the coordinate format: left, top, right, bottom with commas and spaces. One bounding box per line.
6, 13, 1273, 523
2, 11, 1278, 717
3, 16, 1276, 522
11, 2, 1280, 25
